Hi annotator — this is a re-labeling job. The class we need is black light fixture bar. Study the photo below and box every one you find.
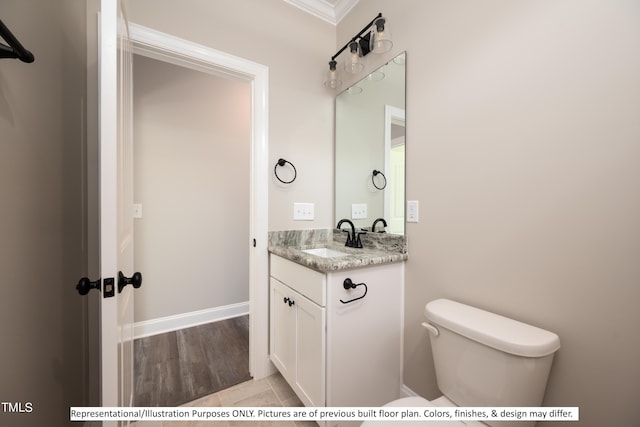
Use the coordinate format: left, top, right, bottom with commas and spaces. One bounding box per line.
330, 12, 383, 61
0, 18, 35, 63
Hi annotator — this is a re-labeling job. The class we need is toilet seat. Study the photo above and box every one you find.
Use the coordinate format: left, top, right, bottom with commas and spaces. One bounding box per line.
360, 396, 484, 427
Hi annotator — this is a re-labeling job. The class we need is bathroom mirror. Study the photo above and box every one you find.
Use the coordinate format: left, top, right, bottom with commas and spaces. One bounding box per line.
335, 52, 406, 235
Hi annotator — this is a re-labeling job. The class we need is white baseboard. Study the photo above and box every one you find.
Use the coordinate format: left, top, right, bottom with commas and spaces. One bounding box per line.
133, 301, 250, 339
400, 383, 420, 398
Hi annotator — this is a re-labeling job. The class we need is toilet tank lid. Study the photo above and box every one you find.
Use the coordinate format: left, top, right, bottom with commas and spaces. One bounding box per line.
425, 299, 560, 357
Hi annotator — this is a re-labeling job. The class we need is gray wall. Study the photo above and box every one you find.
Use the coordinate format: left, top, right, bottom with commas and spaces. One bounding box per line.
339, 1, 640, 426
0, 1, 87, 426
127, 0, 337, 232
4, 1, 639, 426
132, 54, 251, 322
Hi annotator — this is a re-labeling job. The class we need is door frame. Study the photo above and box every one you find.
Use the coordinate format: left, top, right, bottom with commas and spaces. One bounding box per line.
383, 104, 405, 235
129, 24, 272, 379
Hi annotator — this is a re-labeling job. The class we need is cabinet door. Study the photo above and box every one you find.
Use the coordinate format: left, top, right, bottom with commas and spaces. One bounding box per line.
270, 278, 296, 383
295, 293, 326, 407
326, 263, 403, 409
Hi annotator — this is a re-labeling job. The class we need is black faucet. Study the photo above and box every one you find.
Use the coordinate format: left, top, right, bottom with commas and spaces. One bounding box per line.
337, 219, 366, 248
371, 218, 387, 233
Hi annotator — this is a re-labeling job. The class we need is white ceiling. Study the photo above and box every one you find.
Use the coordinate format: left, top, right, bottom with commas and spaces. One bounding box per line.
283, 0, 360, 25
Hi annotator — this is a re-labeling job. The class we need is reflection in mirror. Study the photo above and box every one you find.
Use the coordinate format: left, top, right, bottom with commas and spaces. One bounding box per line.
335, 52, 406, 235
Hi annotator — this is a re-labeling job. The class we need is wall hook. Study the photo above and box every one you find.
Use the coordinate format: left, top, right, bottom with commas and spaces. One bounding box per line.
274, 158, 297, 184
0, 19, 35, 63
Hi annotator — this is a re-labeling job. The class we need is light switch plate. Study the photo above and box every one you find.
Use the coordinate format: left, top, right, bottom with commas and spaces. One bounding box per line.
407, 200, 419, 222
351, 203, 368, 219
293, 203, 314, 221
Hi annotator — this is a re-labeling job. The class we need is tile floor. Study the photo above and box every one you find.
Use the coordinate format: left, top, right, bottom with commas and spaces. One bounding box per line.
131, 372, 318, 427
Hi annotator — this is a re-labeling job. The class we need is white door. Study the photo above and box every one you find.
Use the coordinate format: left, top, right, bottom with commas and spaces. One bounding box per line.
99, 0, 137, 418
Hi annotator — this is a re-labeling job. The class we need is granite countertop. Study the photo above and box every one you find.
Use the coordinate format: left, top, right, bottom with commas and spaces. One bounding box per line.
267, 229, 408, 273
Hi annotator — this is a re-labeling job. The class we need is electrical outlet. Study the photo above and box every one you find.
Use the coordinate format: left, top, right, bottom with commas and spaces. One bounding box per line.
133, 204, 142, 219
407, 200, 419, 222
351, 203, 368, 219
293, 203, 314, 221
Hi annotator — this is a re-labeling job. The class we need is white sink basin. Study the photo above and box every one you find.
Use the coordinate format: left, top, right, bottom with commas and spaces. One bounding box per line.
302, 248, 350, 258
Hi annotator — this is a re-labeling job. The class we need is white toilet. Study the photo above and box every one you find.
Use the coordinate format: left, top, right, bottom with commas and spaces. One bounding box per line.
362, 298, 560, 427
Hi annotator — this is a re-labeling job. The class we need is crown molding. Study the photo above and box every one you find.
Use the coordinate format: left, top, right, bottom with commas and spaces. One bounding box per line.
283, 0, 360, 25
333, 0, 360, 23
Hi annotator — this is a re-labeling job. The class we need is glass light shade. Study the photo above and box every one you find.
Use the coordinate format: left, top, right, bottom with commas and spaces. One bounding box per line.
393, 52, 406, 65
323, 60, 342, 90
346, 85, 363, 95
365, 70, 385, 82
345, 41, 364, 74
371, 17, 393, 54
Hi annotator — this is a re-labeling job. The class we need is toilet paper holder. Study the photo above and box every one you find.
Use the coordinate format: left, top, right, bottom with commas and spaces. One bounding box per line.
340, 278, 368, 304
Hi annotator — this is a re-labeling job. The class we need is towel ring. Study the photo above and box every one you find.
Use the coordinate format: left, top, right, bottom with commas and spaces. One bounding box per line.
372, 169, 387, 190
274, 158, 297, 184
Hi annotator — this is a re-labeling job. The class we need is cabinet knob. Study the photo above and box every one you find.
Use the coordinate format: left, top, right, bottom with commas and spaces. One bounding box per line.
283, 297, 295, 307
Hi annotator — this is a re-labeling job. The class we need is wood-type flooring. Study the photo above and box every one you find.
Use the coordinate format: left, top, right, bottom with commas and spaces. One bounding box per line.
133, 315, 251, 407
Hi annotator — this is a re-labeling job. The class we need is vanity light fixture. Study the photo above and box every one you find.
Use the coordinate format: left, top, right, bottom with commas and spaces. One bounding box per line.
323, 59, 343, 90
323, 12, 393, 89
371, 16, 393, 54
345, 41, 364, 74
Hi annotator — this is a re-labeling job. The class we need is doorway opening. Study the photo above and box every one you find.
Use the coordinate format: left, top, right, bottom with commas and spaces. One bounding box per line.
129, 23, 272, 387
131, 52, 252, 405
384, 105, 405, 235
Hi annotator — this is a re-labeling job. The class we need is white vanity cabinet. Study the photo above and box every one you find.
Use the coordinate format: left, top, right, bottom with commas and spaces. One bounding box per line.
270, 254, 326, 407
269, 253, 404, 417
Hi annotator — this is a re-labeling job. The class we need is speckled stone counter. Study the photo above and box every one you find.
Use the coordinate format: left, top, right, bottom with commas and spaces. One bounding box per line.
268, 228, 407, 273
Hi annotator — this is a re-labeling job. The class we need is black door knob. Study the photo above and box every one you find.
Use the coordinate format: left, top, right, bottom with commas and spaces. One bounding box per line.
76, 277, 101, 296
118, 271, 143, 293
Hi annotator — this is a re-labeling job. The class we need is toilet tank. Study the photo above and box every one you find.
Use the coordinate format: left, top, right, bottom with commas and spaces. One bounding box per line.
425, 299, 560, 427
